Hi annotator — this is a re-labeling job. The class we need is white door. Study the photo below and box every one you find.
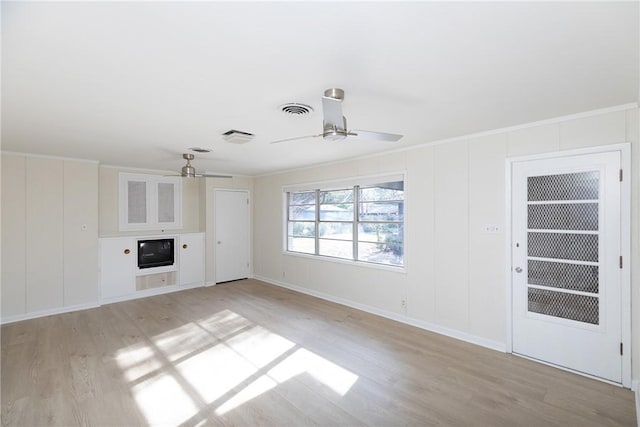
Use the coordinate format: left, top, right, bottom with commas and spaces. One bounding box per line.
179, 233, 205, 286
511, 151, 622, 383
100, 237, 136, 299
215, 189, 250, 283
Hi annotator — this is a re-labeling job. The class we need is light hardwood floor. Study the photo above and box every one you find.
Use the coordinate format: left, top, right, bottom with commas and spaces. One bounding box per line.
1, 279, 636, 426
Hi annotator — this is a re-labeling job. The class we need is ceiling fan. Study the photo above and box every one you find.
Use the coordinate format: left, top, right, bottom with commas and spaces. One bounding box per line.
271, 88, 403, 144
172, 153, 232, 178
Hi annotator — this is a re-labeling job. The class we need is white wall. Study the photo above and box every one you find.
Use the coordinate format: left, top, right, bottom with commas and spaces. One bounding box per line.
1, 153, 100, 322
253, 107, 640, 377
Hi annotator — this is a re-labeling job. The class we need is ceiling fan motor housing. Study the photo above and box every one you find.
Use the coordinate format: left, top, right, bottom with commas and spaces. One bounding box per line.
181, 164, 196, 177
323, 123, 348, 141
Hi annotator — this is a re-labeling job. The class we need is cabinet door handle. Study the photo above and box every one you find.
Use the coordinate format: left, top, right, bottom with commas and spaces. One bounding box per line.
182, 244, 188, 249
124, 249, 131, 255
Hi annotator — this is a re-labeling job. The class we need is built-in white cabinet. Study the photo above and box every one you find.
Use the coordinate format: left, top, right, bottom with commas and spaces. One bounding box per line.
179, 233, 205, 286
100, 233, 205, 303
100, 237, 136, 299
118, 173, 182, 231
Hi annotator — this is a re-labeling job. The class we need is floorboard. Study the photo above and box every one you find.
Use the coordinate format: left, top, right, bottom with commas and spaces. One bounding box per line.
1, 279, 636, 426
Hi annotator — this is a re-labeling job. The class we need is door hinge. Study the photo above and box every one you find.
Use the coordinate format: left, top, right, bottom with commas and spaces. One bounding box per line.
619, 256, 623, 269
620, 169, 623, 182
620, 342, 623, 356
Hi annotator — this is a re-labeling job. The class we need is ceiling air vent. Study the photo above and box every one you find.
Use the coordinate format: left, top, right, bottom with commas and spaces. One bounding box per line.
222, 129, 254, 144
189, 147, 211, 153
280, 103, 314, 116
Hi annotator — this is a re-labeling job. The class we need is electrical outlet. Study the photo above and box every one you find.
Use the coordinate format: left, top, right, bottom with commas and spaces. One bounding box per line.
401, 299, 407, 308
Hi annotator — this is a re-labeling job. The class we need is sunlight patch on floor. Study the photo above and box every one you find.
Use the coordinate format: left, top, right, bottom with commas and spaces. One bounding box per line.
176, 342, 259, 403
215, 375, 279, 415
268, 348, 358, 395
225, 325, 296, 368
199, 309, 253, 340
118, 309, 359, 425
152, 322, 216, 362
114, 343, 162, 382
132, 372, 198, 426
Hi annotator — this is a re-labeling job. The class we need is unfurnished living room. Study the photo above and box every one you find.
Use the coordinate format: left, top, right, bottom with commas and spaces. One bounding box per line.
2, 1, 640, 426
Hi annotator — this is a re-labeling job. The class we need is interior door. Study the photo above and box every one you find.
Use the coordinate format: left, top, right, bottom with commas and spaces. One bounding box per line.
511, 151, 622, 383
215, 189, 250, 283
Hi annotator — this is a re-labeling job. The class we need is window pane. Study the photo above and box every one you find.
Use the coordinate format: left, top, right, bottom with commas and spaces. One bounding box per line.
319, 203, 353, 220
359, 182, 404, 202
289, 191, 316, 205
288, 237, 315, 254
319, 239, 353, 259
289, 206, 315, 220
358, 223, 402, 243
319, 189, 353, 204
319, 222, 353, 240
288, 221, 315, 237
358, 242, 403, 266
359, 202, 404, 221
358, 223, 403, 266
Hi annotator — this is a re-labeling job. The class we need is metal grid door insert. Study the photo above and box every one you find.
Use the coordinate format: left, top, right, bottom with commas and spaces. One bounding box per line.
526, 171, 600, 325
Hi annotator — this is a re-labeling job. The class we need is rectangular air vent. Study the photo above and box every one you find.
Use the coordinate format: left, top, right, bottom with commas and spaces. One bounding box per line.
222, 129, 254, 144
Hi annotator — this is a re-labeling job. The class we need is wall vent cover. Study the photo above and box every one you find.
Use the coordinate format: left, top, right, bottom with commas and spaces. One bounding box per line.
280, 103, 314, 116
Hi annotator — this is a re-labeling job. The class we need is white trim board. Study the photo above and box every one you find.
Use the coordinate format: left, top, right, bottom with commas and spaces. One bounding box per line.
0, 302, 100, 325
254, 275, 506, 353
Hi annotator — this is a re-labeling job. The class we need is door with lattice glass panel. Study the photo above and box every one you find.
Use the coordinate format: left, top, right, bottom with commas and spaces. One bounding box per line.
511, 151, 622, 383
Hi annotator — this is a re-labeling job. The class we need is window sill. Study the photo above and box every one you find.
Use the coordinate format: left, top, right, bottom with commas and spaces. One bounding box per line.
282, 250, 406, 274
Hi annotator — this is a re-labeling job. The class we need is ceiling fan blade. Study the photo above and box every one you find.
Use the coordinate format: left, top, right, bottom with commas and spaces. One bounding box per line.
322, 96, 345, 128
270, 134, 321, 144
196, 173, 233, 178
350, 130, 403, 142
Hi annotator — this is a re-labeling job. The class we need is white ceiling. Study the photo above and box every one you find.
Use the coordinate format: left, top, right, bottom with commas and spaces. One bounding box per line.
2, 1, 638, 176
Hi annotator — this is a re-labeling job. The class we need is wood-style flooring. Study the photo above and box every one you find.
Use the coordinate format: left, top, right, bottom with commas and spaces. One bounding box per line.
1, 279, 636, 426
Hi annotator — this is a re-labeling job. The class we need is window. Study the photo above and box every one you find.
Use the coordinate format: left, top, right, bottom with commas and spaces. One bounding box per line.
285, 176, 404, 267
119, 173, 182, 231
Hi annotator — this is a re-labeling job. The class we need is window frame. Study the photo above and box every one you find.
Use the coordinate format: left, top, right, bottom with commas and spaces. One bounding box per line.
283, 173, 406, 271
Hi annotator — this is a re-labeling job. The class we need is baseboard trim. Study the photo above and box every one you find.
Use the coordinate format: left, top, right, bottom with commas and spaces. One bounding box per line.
1, 283, 208, 324
1, 302, 101, 325
632, 380, 640, 427
254, 275, 506, 353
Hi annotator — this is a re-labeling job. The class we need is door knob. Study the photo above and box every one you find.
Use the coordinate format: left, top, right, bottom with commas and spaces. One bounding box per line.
514, 267, 523, 273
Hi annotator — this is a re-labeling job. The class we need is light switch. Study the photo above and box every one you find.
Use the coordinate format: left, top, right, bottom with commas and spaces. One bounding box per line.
483, 224, 500, 234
